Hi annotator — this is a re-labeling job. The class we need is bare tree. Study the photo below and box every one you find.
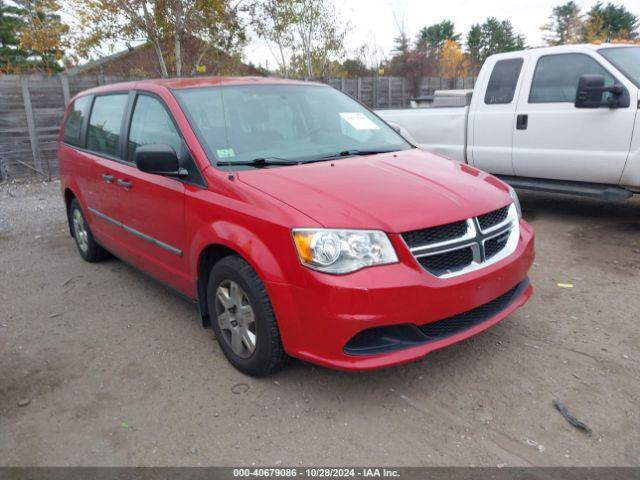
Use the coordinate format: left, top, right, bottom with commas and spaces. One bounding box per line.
250, 0, 295, 77
292, 0, 348, 78
251, 0, 348, 78
355, 32, 384, 71
390, 0, 410, 54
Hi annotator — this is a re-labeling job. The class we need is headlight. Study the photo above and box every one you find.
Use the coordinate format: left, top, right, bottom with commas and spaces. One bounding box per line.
292, 229, 398, 274
508, 186, 522, 219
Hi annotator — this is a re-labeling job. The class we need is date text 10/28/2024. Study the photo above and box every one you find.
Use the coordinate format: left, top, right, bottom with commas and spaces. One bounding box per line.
233, 468, 401, 478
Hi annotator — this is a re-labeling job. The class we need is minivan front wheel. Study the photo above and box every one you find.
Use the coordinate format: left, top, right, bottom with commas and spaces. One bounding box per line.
207, 255, 288, 376
68, 199, 109, 262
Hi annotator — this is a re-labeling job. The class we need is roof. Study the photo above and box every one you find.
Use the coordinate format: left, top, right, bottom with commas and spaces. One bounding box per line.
138, 76, 321, 89
529, 43, 638, 52
66, 44, 145, 76
490, 43, 639, 60
72, 76, 326, 99
67, 36, 262, 78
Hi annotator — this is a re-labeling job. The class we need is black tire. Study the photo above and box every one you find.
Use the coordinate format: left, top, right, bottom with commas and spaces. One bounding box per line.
207, 255, 288, 376
68, 199, 109, 262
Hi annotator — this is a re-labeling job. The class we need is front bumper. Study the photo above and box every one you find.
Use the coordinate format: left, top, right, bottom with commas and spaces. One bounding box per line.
266, 220, 535, 371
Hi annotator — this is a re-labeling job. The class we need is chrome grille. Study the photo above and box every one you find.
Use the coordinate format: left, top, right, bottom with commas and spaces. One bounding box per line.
477, 205, 510, 231
417, 246, 474, 277
402, 204, 519, 278
402, 220, 468, 248
484, 229, 511, 260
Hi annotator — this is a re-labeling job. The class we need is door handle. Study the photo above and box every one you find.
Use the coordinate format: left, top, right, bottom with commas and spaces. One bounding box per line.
101, 173, 114, 183
516, 114, 528, 130
117, 179, 132, 190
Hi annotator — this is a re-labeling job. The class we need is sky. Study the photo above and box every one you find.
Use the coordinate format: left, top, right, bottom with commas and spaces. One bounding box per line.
242, 0, 640, 68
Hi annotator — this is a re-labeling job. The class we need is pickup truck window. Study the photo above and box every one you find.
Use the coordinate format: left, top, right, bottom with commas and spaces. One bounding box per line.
529, 53, 615, 103
484, 58, 523, 105
87, 94, 129, 158
599, 46, 640, 88
174, 84, 410, 168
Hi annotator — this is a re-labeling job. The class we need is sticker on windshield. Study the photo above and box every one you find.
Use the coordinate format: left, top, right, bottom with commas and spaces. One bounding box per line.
339, 112, 380, 131
216, 148, 235, 159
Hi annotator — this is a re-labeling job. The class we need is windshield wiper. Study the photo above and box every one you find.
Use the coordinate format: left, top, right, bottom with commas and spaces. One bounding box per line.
216, 150, 399, 168
216, 157, 301, 168
316, 149, 399, 161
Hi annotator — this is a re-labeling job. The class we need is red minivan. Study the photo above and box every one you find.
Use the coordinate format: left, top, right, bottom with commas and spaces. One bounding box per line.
58, 77, 534, 376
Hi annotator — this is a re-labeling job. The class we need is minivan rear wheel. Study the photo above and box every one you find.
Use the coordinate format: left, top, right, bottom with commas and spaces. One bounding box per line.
207, 255, 288, 376
69, 199, 109, 262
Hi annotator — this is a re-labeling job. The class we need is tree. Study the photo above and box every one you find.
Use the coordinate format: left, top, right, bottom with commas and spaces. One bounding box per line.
341, 57, 370, 77
73, 0, 170, 77
250, 0, 295, 77
583, 2, 638, 42
251, 0, 347, 79
0, 0, 68, 73
353, 36, 383, 72
290, 0, 348, 78
416, 20, 460, 51
391, 6, 409, 54
438, 39, 468, 78
72, 0, 246, 77
16, 0, 68, 72
466, 17, 526, 67
542, 1, 583, 45
466, 23, 482, 71
0, 0, 26, 72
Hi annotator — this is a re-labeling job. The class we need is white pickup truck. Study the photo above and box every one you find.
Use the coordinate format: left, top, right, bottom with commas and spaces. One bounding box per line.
379, 44, 640, 200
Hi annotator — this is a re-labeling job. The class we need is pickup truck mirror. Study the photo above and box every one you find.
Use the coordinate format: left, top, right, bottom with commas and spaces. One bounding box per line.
135, 144, 188, 178
575, 74, 627, 109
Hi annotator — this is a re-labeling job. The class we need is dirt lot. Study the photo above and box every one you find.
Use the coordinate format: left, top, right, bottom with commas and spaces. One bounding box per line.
1, 180, 639, 467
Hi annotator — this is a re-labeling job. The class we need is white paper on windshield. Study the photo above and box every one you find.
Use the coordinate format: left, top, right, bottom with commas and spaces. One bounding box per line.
339, 112, 380, 130
216, 148, 235, 159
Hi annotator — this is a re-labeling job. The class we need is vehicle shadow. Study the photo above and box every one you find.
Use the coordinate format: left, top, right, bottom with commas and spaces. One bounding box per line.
518, 190, 640, 230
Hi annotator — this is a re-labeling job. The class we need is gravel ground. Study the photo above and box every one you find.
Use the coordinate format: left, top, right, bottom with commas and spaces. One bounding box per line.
0, 179, 639, 467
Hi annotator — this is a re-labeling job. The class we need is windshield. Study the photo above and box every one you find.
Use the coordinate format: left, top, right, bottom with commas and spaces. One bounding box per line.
173, 84, 411, 169
599, 46, 640, 87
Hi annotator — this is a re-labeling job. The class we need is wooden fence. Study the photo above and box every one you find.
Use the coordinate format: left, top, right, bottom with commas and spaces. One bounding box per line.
0, 74, 475, 182
0, 74, 136, 181
324, 76, 476, 109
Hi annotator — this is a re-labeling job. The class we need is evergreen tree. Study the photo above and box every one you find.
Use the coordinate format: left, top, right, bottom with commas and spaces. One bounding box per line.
583, 1, 638, 41
416, 20, 460, 51
542, 1, 583, 45
0, 0, 27, 72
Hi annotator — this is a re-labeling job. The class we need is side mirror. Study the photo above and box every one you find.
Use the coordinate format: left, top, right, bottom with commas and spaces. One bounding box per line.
385, 121, 418, 146
575, 74, 625, 109
388, 122, 402, 134
134, 144, 188, 178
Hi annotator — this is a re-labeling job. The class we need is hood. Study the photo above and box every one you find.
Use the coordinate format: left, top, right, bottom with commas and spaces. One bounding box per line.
237, 149, 512, 233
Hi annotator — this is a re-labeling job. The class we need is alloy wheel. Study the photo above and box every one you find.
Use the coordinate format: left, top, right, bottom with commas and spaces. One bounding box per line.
215, 280, 257, 358
72, 208, 89, 253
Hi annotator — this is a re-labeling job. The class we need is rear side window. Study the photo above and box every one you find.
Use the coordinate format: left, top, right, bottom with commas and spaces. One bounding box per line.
62, 96, 91, 146
87, 94, 129, 158
127, 95, 183, 161
484, 58, 524, 105
529, 54, 615, 103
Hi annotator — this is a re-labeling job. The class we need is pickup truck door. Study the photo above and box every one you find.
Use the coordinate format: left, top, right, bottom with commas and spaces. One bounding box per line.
469, 55, 527, 175
511, 51, 636, 184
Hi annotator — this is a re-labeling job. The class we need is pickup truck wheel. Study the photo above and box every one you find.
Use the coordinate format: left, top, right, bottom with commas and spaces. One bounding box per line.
207, 255, 288, 377
69, 199, 109, 262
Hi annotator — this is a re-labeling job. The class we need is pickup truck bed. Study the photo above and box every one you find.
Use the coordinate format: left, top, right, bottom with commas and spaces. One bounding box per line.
379, 106, 469, 162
